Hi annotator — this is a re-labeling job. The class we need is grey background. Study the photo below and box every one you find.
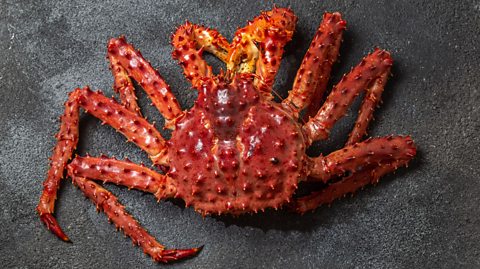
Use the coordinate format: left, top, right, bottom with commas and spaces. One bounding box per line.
1, 0, 479, 268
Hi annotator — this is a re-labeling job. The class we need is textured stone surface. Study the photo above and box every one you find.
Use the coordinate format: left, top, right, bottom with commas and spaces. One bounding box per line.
1, 0, 479, 268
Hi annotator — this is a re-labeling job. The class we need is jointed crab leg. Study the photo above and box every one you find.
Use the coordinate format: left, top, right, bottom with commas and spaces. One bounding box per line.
109, 55, 142, 116
293, 158, 412, 213
172, 22, 230, 88
292, 136, 416, 213
303, 49, 393, 143
228, 7, 297, 87
78, 88, 167, 161
108, 37, 182, 123
309, 136, 416, 182
37, 90, 81, 242
345, 70, 389, 145
66, 156, 201, 263
283, 12, 345, 118
68, 156, 176, 200
72, 176, 200, 262
37, 87, 167, 241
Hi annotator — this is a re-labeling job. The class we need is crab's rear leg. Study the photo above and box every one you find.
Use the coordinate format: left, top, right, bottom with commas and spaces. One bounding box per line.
303, 49, 393, 144
293, 159, 411, 213
109, 56, 141, 115
292, 136, 416, 213
283, 12, 345, 118
37, 87, 167, 241
345, 69, 390, 145
73, 177, 201, 263
228, 7, 297, 89
171, 22, 230, 88
108, 37, 182, 125
309, 136, 416, 182
66, 156, 201, 263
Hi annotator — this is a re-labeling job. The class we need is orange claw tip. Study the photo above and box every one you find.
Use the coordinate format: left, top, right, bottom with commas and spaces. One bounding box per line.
40, 213, 71, 243
158, 245, 204, 263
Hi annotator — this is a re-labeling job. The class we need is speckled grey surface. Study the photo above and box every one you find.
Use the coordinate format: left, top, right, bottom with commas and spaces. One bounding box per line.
1, 0, 479, 268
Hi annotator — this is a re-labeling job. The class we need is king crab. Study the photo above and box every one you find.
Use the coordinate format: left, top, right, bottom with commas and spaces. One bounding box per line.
37, 7, 417, 263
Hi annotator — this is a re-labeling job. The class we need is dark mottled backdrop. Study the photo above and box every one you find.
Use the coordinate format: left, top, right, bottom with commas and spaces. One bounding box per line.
1, 0, 479, 268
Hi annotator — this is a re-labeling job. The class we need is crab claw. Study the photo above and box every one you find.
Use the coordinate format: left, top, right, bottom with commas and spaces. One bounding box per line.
40, 213, 71, 242
157, 246, 204, 263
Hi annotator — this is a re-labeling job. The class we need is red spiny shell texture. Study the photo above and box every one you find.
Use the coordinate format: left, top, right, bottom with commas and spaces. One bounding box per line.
167, 74, 307, 214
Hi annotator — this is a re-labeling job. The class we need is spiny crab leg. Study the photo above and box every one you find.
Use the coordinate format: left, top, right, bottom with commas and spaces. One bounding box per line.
68, 156, 176, 199
345, 70, 390, 145
291, 136, 416, 213
37, 87, 167, 242
77, 88, 167, 161
172, 22, 230, 88
73, 176, 201, 263
66, 157, 201, 263
308, 136, 416, 182
283, 12, 345, 118
293, 158, 412, 213
228, 7, 297, 88
109, 55, 142, 116
37, 90, 81, 242
303, 49, 393, 144
68, 157, 202, 262
108, 37, 182, 124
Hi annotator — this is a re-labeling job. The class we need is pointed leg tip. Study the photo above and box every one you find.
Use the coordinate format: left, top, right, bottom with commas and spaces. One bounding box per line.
158, 245, 203, 263
40, 213, 71, 243
174, 245, 204, 259
194, 245, 204, 253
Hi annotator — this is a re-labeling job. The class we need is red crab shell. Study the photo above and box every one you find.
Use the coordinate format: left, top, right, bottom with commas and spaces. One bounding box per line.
168, 74, 306, 214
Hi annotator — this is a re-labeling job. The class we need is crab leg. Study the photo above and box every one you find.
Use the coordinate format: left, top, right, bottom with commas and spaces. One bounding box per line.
283, 12, 345, 118
292, 136, 416, 213
345, 70, 389, 145
228, 7, 297, 88
309, 136, 416, 182
108, 37, 182, 123
303, 49, 393, 144
109, 55, 142, 115
73, 176, 200, 263
37, 90, 81, 242
67, 156, 176, 199
292, 159, 411, 213
37, 87, 166, 241
65, 156, 201, 262
78, 87, 167, 161
172, 22, 230, 87
66, 165, 200, 262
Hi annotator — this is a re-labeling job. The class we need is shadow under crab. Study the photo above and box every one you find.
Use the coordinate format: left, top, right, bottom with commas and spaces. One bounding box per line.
37, 7, 416, 263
